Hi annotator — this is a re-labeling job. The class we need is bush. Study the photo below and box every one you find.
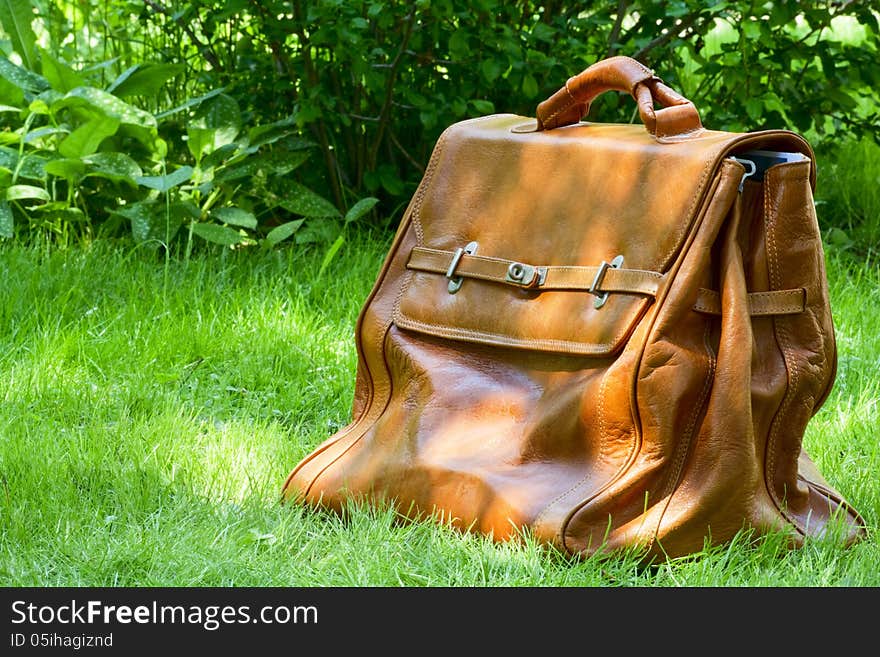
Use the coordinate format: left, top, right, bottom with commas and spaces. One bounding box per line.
0, 2, 376, 250
116, 1, 879, 218
1, 1, 878, 245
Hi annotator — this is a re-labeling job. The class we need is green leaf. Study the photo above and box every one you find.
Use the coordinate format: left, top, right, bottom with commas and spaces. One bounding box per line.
264, 219, 304, 246
154, 87, 225, 120
58, 115, 120, 158
741, 20, 762, 40
521, 74, 539, 99
295, 220, 339, 244
213, 159, 262, 183
28, 204, 83, 224
187, 93, 241, 159
82, 152, 142, 185
136, 166, 193, 192
0, 200, 13, 238
44, 158, 86, 180
470, 99, 495, 115
344, 197, 379, 224
27, 96, 49, 114
107, 63, 184, 98
190, 222, 244, 246
14, 153, 46, 180
112, 201, 181, 244
170, 200, 201, 222
112, 203, 152, 242
744, 98, 763, 122
1, 147, 19, 169
0, 76, 24, 106
247, 115, 298, 148
6, 183, 48, 201
826, 227, 853, 250
199, 142, 241, 170
0, 56, 49, 96
27, 200, 68, 213
265, 149, 310, 176
211, 206, 257, 229
186, 127, 213, 162
278, 182, 340, 217
0, 148, 47, 180
0, 0, 39, 73
24, 126, 68, 143
449, 29, 470, 58
54, 87, 157, 129
104, 65, 138, 94
377, 165, 403, 196
38, 47, 85, 93
318, 234, 345, 277
480, 58, 504, 84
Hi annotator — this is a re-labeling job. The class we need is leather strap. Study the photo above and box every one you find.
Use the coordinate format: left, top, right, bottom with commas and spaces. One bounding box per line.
534, 55, 703, 138
693, 288, 806, 316
406, 247, 806, 316
408, 246, 663, 295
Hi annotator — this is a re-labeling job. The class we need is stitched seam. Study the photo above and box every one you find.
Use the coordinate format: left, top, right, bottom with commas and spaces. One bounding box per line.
543, 83, 581, 127
392, 131, 447, 322
597, 361, 612, 460
302, 116, 473, 498
543, 164, 728, 549
301, 326, 398, 500
408, 261, 662, 294
765, 172, 802, 531
532, 367, 613, 536
693, 291, 804, 315
545, 58, 655, 127
692, 299, 717, 313
658, 156, 713, 270
394, 311, 638, 355
392, 115, 499, 325
650, 320, 716, 548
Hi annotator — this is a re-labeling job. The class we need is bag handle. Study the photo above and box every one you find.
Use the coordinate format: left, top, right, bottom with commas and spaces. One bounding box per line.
535, 55, 703, 138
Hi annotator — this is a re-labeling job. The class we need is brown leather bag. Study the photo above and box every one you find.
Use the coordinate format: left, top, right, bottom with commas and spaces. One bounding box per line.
283, 56, 866, 559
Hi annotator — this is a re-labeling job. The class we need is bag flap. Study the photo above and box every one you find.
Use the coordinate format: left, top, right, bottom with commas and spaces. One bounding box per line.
391, 114, 795, 356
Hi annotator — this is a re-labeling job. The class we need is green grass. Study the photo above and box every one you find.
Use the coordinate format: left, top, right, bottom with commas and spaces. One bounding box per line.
814, 137, 880, 254
0, 229, 877, 587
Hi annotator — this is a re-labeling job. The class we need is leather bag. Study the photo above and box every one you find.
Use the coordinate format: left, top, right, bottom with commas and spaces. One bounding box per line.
283, 56, 866, 559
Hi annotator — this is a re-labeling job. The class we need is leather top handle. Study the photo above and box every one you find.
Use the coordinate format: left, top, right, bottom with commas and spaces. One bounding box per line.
535, 56, 703, 138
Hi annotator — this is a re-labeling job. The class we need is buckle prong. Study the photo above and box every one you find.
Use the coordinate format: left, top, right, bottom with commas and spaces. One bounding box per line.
589, 254, 624, 309
447, 241, 478, 294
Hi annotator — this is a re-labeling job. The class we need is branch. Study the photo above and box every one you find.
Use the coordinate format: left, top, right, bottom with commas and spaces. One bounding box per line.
368, 11, 417, 170
389, 130, 425, 174
632, 11, 703, 62
290, 0, 344, 210
605, 0, 630, 58
143, 0, 223, 71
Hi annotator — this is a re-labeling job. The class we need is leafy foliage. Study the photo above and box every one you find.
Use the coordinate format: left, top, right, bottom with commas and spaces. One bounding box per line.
94, 0, 877, 225
0, 0, 377, 252
0, 1, 878, 246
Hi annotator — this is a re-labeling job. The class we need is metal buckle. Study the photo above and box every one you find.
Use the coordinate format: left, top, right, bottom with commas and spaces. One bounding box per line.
730, 156, 757, 192
589, 254, 624, 309
446, 241, 478, 294
505, 262, 547, 288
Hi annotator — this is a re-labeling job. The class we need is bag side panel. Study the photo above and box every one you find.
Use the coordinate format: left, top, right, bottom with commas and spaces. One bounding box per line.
559, 160, 743, 555
280, 120, 459, 505
761, 161, 865, 541
647, 160, 864, 557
